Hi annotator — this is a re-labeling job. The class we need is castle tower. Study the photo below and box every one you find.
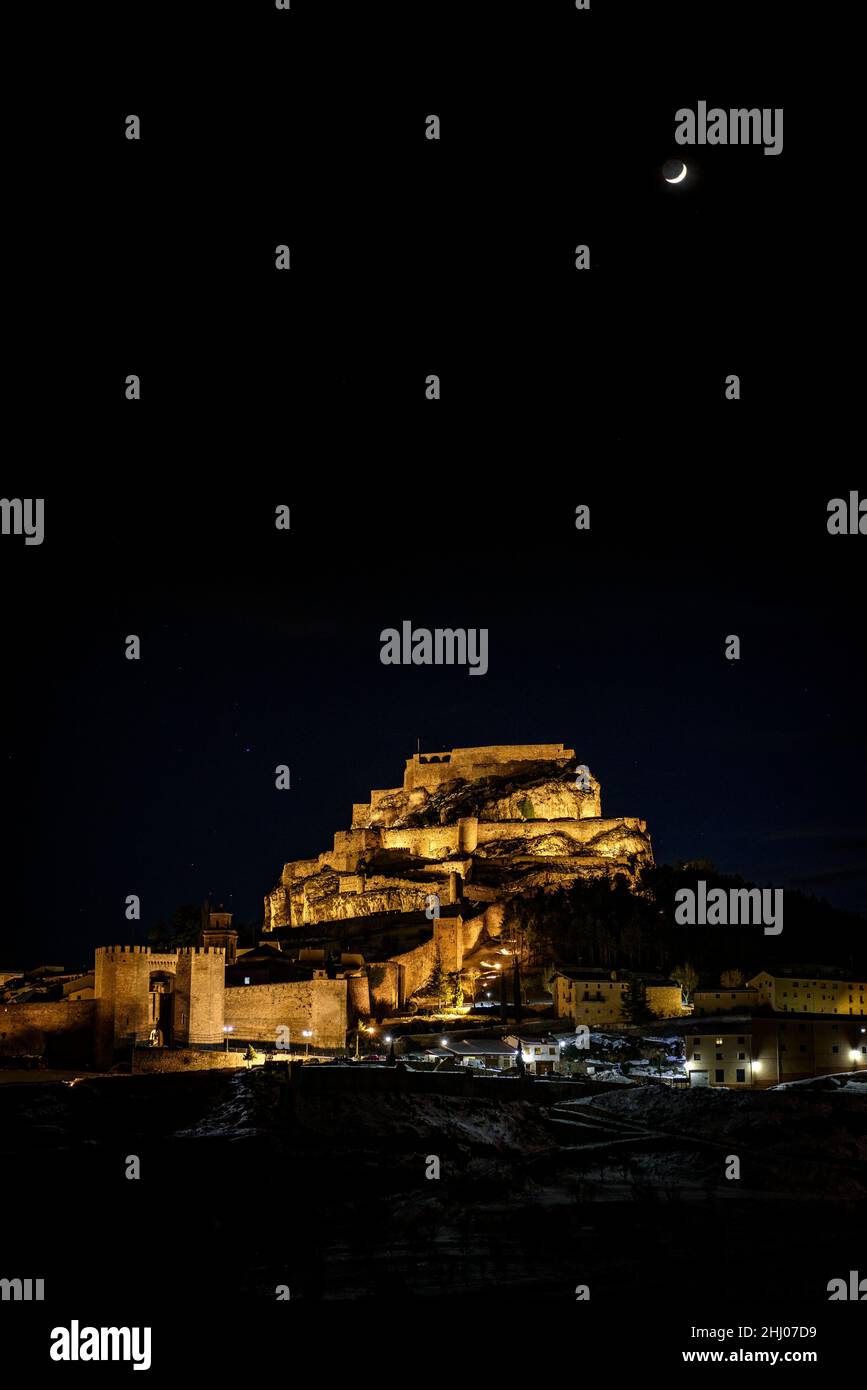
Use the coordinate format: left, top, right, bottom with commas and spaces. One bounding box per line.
200, 908, 238, 964
173, 946, 226, 1048
94, 946, 179, 1068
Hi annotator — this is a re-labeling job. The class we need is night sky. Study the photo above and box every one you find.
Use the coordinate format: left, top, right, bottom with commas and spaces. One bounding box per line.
4, 3, 862, 968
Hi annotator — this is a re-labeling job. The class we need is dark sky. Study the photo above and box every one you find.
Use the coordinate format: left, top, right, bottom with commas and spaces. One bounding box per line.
4, 2, 862, 967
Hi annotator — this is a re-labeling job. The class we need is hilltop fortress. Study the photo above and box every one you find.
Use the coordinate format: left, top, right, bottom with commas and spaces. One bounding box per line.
0, 744, 653, 1071
264, 743, 653, 931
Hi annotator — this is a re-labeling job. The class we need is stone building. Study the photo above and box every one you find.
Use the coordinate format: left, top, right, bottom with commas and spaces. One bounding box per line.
551, 967, 685, 1026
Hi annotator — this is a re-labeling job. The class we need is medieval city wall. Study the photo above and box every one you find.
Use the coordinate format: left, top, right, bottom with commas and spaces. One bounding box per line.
132, 1047, 248, 1074
0, 1000, 95, 1064
224, 978, 347, 1050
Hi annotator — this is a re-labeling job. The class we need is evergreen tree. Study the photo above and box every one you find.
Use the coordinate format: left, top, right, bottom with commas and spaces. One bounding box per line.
620, 974, 651, 1024
430, 945, 447, 1010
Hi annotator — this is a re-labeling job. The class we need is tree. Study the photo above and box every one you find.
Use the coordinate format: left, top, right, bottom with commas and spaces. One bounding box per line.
430, 946, 447, 1011
671, 961, 699, 1003
147, 903, 201, 947
448, 970, 464, 1009
620, 975, 651, 1025
720, 968, 745, 988
512, 956, 523, 1025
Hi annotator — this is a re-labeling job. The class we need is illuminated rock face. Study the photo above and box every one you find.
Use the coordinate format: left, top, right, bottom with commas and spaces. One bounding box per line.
263, 744, 653, 930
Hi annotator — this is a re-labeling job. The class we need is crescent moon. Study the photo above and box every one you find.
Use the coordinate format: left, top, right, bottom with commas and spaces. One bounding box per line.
665, 161, 687, 184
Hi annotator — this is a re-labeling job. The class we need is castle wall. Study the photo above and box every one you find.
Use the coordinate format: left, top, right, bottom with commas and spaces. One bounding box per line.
347, 974, 370, 1022
224, 979, 347, 1050
367, 961, 403, 1013
391, 936, 437, 1001
132, 1047, 248, 1074
378, 825, 461, 856
433, 917, 463, 973
385, 915, 468, 1000
0, 1000, 95, 1065
403, 744, 576, 792
473, 816, 648, 853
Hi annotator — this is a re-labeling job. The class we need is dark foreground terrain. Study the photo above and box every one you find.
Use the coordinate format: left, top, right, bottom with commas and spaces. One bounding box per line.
1, 1067, 865, 1307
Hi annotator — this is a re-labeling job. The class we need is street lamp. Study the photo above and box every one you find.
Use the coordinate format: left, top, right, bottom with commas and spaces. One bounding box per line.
302, 1029, 312, 1058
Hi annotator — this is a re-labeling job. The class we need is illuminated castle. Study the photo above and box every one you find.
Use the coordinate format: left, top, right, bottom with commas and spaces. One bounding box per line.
264, 743, 653, 931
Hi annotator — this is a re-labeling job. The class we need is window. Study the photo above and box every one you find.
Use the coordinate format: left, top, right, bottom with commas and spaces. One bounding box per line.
244, 976, 251, 985
716, 1052, 723, 1060
736, 1069, 746, 1083
693, 1038, 700, 1045
738, 1051, 746, 1060
737, 1036, 745, 1044
694, 1052, 701, 1061
715, 1070, 724, 1083
832, 1046, 839, 1054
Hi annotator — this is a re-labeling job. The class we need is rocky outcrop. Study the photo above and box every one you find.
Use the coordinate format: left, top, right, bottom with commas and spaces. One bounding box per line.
264, 745, 653, 930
